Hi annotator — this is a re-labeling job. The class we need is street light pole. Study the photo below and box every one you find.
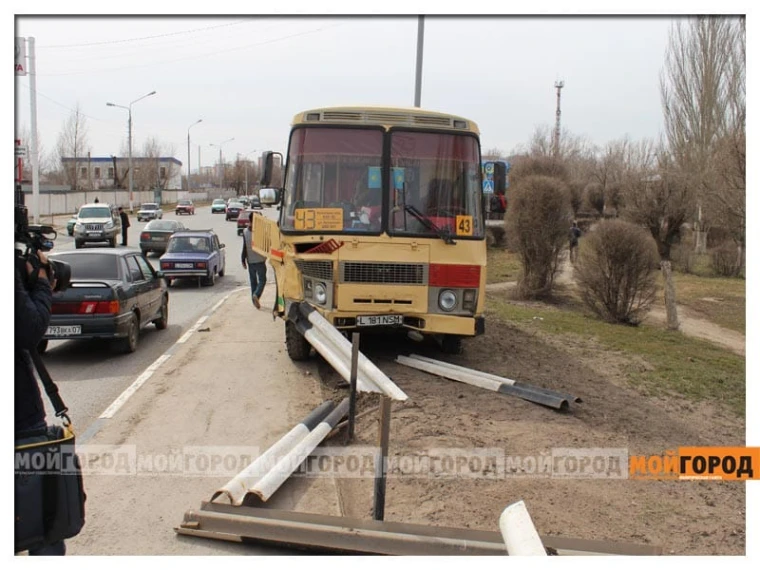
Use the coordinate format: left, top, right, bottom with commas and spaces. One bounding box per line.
187, 119, 202, 194
414, 16, 425, 108
210, 137, 234, 193
243, 149, 257, 196
106, 90, 156, 211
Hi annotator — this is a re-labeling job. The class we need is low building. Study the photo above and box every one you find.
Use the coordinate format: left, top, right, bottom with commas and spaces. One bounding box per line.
61, 156, 183, 191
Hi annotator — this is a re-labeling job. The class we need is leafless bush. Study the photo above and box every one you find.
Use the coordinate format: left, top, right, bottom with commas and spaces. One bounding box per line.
509, 154, 569, 186
584, 182, 605, 216
670, 243, 697, 274
575, 220, 660, 325
505, 174, 571, 299
711, 243, 742, 277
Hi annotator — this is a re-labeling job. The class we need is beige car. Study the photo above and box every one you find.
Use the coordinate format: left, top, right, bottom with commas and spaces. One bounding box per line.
73, 203, 122, 248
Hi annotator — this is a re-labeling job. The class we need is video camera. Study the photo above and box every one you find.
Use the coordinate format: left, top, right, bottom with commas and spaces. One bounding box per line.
15, 184, 70, 292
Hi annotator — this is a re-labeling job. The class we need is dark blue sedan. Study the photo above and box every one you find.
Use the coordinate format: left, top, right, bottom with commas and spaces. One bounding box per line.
159, 230, 226, 287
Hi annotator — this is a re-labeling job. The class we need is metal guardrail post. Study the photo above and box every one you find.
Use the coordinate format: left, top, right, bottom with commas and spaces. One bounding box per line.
372, 396, 392, 521
346, 333, 360, 444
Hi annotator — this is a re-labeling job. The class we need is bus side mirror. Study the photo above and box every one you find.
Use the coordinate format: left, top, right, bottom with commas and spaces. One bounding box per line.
260, 151, 275, 187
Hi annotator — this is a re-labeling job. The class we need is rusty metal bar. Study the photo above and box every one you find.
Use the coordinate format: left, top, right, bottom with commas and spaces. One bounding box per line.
346, 332, 360, 444
175, 502, 662, 556
372, 396, 392, 521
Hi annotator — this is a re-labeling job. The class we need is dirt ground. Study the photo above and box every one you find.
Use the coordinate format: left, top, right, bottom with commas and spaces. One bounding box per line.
315, 312, 746, 555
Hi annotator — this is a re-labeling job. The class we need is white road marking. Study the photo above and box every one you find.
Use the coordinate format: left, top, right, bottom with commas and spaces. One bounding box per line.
96, 287, 249, 421
99, 354, 172, 419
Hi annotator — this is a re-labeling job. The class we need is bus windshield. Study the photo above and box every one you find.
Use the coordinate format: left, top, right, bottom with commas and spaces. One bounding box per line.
388, 131, 484, 239
281, 127, 384, 233
280, 127, 484, 239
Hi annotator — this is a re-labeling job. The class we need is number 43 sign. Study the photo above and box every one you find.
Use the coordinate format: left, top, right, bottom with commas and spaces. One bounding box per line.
455, 215, 473, 236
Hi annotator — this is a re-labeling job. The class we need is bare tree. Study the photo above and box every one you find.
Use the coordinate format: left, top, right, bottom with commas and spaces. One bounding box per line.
134, 138, 179, 192
482, 147, 506, 160
55, 103, 90, 190
660, 16, 743, 252
620, 140, 693, 330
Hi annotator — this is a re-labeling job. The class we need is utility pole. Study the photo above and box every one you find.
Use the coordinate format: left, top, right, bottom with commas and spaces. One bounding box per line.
414, 16, 425, 108
553, 80, 564, 158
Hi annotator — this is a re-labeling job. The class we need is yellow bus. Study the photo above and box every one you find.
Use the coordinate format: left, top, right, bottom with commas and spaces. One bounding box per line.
255, 106, 487, 359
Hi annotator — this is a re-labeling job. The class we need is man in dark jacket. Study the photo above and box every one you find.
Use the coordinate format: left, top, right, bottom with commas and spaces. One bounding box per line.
241, 213, 267, 309
15, 252, 66, 555
119, 207, 130, 246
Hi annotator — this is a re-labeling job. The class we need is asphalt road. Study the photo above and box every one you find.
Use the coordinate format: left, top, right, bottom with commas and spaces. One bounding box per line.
40, 203, 279, 433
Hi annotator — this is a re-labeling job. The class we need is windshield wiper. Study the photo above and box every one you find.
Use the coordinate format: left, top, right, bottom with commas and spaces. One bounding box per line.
403, 205, 456, 245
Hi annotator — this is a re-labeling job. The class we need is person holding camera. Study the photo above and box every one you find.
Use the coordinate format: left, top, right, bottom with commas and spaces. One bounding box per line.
15, 251, 67, 556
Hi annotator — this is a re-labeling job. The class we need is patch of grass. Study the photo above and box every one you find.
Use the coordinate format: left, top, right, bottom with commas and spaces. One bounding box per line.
659, 272, 745, 333
486, 295, 745, 416
486, 248, 522, 284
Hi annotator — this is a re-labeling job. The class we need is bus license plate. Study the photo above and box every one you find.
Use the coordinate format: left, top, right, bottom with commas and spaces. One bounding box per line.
356, 315, 403, 327
46, 325, 81, 336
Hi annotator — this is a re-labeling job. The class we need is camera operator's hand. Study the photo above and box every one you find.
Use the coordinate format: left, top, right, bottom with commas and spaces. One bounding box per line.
26, 251, 55, 288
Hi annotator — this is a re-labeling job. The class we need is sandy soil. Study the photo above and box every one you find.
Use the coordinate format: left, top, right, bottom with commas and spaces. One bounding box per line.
315, 315, 745, 555
313, 255, 746, 555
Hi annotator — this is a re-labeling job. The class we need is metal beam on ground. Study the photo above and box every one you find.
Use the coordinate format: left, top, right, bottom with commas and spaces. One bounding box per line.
175, 502, 662, 556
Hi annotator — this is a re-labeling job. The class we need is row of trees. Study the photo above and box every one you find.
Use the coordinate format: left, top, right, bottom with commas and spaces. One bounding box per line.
500, 16, 745, 330
20, 104, 276, 195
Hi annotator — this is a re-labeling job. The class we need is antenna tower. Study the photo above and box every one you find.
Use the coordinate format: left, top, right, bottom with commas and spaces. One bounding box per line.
553, 80, 564, 157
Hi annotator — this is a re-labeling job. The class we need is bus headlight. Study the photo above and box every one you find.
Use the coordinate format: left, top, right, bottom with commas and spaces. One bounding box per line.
438, 289, 457, 312
314, 282, 327, 305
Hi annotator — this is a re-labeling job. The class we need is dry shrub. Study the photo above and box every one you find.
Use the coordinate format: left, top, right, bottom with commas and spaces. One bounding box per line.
509, 155, 569, 186
711, 242, 742, 277
575, 220, 659, 325
584, 182, 605, 216
505, 174, 571, 299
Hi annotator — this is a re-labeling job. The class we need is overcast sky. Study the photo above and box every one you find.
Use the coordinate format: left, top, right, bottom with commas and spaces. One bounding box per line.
14, 15, 684, 169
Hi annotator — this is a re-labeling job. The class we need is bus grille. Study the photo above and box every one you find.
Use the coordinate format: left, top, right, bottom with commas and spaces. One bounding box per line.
295, 260, 334, 281
340, 262, 426, 285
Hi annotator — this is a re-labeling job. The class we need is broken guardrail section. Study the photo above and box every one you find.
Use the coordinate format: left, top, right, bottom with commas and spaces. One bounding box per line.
290, 302, 408, 401
396, 354, 581, 411
211, 399, 346, 506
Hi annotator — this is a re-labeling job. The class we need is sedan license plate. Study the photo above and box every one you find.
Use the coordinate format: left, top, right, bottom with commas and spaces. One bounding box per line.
46, 325, 81, 336
356, 315, 403, 327
151, 236, 165, 241
175, 263, 194, 269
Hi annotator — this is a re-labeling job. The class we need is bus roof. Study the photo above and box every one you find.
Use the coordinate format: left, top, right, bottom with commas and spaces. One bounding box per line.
291, 106, 480, 135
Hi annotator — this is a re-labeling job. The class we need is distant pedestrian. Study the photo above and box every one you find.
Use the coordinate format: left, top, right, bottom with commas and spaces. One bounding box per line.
119, 207, 130, 246
569, 221, 582, 263
93, 197, 100, 203
242, 213, 267, 309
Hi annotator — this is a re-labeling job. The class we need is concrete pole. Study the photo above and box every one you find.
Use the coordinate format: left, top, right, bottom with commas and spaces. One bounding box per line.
28, 37, 40, 224
414, 16, 424, 108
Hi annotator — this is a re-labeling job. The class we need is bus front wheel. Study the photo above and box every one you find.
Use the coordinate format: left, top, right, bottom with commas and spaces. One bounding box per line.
285, 321, 312, 361
439, 334, 463, 355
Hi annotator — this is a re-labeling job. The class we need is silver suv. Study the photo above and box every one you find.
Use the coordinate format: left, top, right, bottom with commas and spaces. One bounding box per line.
73, 203, 121, 248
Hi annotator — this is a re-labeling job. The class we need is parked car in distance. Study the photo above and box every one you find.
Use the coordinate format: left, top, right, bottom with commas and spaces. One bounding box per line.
67, 215, 77, 236
239, 196, 251, 208
137, 203, 163, 222
211, 198, 226, 214
250, 195, 262, 209
159, 230, 226, 287
225, 201, 244, 221
175, 199, 195, 215
73, 203, 122, 249
41, 249, 169, 354
140, 219, 186, 256
237, 209, 260, 235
